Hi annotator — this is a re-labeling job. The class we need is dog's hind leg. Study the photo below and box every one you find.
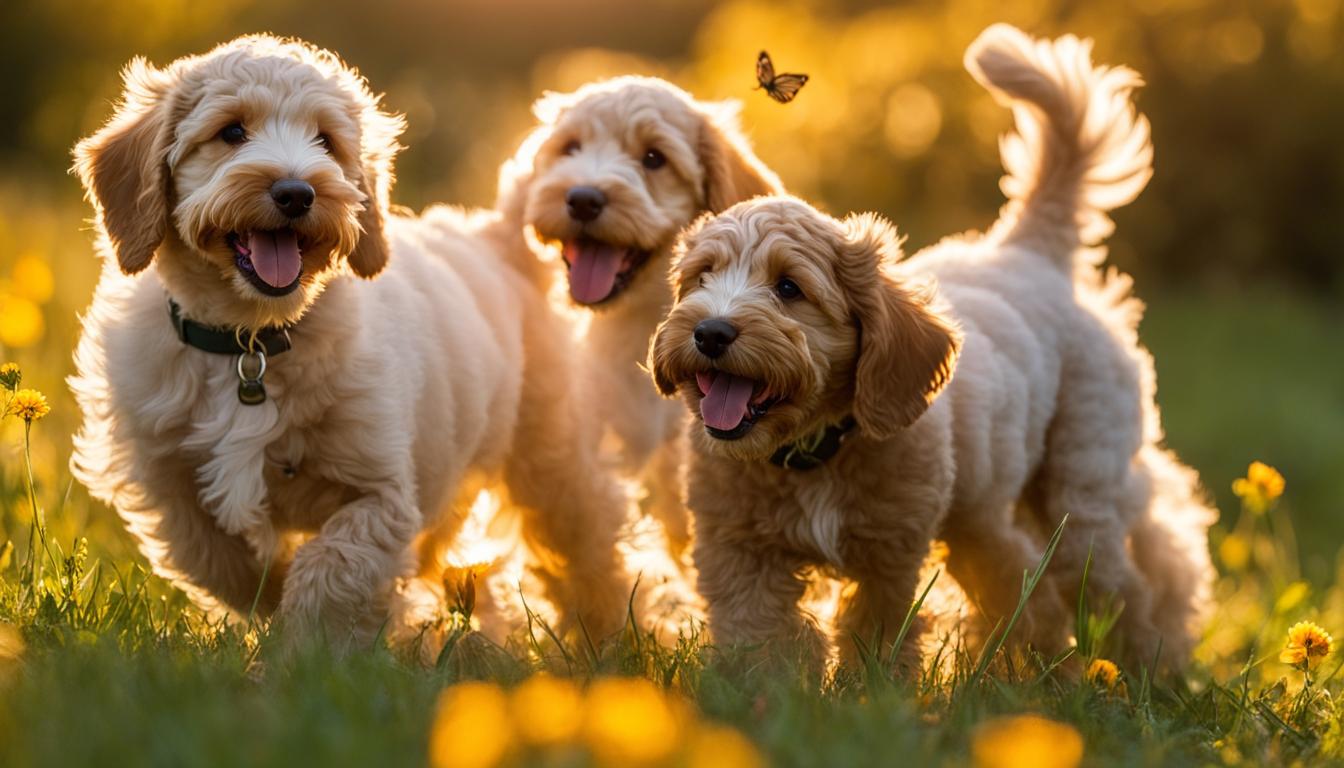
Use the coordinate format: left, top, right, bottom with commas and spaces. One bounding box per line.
1033, 355, 1164, 669
504, 306, 634, 643
942, 512, 1073, 660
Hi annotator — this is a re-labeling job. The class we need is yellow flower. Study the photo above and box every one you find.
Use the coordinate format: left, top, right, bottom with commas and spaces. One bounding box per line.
511, 674, 583, 747
0, 362, 19, 391
1280, 621, 1333, 671
1086, 658, 1120, 689
1232, 461, 1285, 514
1219, 533, 1250, 571
971, 714, 1084, 768
582, 677, 682, 767
0, 293, 44, 348
10, 254, 54, 304
6, 388, 49, 422
429, 682, 513, 768
685, 724, 764, 768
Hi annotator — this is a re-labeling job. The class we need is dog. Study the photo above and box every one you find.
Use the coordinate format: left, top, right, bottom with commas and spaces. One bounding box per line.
648, 25, 1214, 671
497, 77, 783, 559
69, 35, 633, 649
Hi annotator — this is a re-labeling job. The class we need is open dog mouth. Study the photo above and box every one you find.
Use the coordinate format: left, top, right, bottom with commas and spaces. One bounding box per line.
228, 229, 303, 297
561, 237, 651, 305
695, 370, 779, 440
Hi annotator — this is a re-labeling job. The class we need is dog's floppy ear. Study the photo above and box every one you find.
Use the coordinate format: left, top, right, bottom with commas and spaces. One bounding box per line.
347, 106, 404, 279
840, 213, 961, 439
696, 101, 783, 212
72, 58, 176, 275
647, 319, 681, 398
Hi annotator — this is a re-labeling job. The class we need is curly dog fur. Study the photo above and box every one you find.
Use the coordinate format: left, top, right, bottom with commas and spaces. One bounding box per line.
69, 35, 632, 649
497, 77, 782, 559
649, 25, 1214, 671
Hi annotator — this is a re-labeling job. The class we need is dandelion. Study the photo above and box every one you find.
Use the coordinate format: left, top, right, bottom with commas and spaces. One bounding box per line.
1086, 658, 1121, 689
685, 724, 764, 768
429, 681, 513, 768
1232, 461, 1285, 515
6, 388, 49, 423
971, 714, 1084, 768
511, 674, 582, 747
0, 362, 19, 391
1280, 621, 1332, 671
582, 677, 682, 767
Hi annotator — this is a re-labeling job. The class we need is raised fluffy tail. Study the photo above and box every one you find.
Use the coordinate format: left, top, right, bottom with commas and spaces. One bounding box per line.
965, 24, 1153, 263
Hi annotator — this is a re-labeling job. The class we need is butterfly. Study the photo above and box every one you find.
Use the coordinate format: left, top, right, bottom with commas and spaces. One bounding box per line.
755, 50, 809, 104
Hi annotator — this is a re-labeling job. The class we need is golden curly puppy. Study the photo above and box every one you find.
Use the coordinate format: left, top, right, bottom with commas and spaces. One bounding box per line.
497, 77, 782, 558
69, 35, 632, 649
649, 25, 1213, 671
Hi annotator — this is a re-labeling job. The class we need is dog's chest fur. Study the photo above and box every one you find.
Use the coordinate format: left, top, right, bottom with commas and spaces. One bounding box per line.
129, 332, 363, 544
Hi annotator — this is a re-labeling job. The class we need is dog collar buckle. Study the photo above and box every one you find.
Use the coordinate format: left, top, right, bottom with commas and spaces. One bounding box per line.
236, 349, 268, 405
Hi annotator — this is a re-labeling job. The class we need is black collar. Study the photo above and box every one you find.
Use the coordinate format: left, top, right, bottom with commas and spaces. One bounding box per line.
168, 300, 292, 356
769, 416, 858, 471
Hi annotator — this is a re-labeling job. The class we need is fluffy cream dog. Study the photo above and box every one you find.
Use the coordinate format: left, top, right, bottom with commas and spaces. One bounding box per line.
69, 35, 632, 648
497, 77, 783, 556
649, 25, 1213, 670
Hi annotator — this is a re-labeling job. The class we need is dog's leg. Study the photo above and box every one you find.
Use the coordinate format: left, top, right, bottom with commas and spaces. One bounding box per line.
123, 458, 283, 617
643, 430, 691, 562
943, 517, 1073, 659
835, 534, 932, 676
276, 487, 419, 652
504, 309, 633, 643
696, 533, 828, 672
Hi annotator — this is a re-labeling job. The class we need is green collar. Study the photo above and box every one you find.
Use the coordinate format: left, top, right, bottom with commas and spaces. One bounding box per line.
769, 416, 858, 471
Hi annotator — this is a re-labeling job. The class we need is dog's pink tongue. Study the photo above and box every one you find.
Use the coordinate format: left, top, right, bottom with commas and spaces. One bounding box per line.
700, 371, 756, 431
248, 229, 302, 288
564, 240, 626, 304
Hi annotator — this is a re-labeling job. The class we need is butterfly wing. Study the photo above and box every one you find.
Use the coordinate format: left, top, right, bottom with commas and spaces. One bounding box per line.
756, 51, 775, 88
766, 73, 809, 103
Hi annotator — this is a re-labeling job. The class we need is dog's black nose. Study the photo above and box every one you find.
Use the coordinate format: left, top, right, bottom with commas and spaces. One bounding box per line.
270, 179, 315, 219
565, 186, 606, 222
694, 318, 738, 359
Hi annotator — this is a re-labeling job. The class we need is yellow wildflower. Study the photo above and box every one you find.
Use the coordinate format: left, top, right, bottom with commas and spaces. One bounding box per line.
685, 724, 764, 768
1232, 461, 1285, 514
10, 254, 54, 303
582, 677, 682, 767
511, 674, 582, 747
1086, 659, 1120, 689
1219, 533, 1250, 571
0, 362, 19, 391
0, 293, 43, 348
429, 682, 513, 768
971, 714, 1084, 768
5, 388, 49, 422
1280, 621, 1333, 671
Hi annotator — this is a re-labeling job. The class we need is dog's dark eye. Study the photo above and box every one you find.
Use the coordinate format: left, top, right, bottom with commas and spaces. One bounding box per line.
776, 277, 803, 300
562, 139, 581, 156
642, 148, 667, 170
219, 123, 247, 146
318, 133, 333, 152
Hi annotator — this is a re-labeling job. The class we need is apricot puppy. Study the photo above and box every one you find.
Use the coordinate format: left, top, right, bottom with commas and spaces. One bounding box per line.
649, 25, 1213, 671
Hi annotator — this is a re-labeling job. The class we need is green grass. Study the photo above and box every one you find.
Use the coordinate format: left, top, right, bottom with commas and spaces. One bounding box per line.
2, 287, 1343, 767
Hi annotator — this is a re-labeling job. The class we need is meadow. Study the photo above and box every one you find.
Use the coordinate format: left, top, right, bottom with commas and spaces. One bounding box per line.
3, 0, 1344, 765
